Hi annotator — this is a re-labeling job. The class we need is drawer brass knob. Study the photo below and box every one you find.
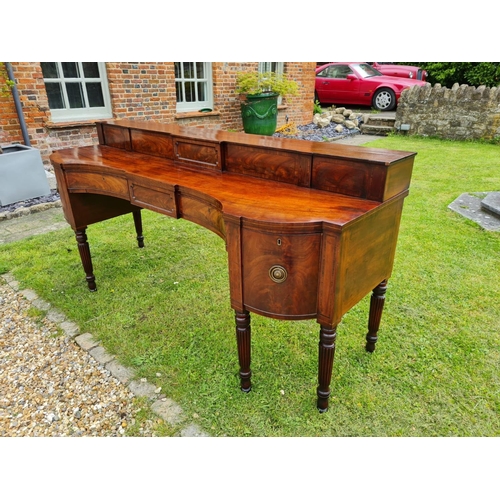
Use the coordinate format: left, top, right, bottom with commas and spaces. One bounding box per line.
269, 265, 287, 283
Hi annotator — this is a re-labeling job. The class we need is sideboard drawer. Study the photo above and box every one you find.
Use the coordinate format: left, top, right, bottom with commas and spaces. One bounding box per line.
241, 228, 321, 319
129, 182, 177, 217
65, 171, 129, 198
177, 188, 225, 238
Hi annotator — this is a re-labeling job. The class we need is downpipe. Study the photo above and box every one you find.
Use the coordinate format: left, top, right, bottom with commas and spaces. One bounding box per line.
5, 62, 31, 147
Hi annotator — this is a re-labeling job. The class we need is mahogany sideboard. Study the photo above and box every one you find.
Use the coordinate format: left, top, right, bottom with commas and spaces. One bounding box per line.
50, 119, 416, 412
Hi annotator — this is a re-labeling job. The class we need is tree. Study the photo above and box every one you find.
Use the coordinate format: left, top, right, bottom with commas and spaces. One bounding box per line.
402, 62, 500, 88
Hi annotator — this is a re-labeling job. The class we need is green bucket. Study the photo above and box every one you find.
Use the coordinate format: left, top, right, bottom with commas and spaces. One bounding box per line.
240, 93, 279, 136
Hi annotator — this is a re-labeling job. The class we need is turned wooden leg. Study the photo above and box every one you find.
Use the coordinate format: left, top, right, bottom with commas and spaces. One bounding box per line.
75, 228, 96, 292
235, 310, 252, 393
365, 279, 388, 353
132, 209, 145, 248
317, 324, 337, 412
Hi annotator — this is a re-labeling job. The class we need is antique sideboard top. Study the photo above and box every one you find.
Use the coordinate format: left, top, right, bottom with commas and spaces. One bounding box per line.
51, 119, 416, 228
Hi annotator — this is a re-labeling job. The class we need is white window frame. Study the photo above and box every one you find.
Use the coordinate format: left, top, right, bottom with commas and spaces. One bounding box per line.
175, 62, 213, 112
258, 62, 284, 75
258, 62, 285, 104
42, 62, 113, 123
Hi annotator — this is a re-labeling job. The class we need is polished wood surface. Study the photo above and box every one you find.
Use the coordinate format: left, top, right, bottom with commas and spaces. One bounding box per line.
51, 119, 415, 411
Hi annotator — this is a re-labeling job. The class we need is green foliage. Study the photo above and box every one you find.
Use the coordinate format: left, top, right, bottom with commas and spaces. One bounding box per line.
313, 100, 322, 114
0, 62, 15, 97
236, 71, 298, 97
464, 62, 500, 86
484, 135, 500, 145
402, 62, 500, 87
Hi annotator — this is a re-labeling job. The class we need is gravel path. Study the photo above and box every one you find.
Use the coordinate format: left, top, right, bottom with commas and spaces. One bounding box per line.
0, 189, 61, 215
0, 277, 157, 437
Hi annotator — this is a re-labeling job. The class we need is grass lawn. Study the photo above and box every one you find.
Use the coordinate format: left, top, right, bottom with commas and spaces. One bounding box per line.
1, 136, 499, 436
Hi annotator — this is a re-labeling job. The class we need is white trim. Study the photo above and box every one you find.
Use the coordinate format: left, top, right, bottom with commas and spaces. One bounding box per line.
43, 62, 112, 123
175, 62, 213, 112
258, 62, 284, 74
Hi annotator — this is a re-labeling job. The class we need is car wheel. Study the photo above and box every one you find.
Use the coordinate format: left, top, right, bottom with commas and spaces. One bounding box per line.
373, 88, 396, 111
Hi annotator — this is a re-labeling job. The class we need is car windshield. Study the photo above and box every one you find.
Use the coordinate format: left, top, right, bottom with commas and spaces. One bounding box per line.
354, 63, 382, 78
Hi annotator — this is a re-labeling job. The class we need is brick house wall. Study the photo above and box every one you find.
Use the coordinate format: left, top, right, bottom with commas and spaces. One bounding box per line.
0, 62, 52, 159
0, 62, 316, 169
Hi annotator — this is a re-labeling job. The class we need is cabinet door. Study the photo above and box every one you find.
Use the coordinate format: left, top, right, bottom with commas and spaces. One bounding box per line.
241, 228, 321, 319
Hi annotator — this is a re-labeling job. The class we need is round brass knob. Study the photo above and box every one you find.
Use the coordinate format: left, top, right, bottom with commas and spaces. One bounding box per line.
269, 265, 287, 283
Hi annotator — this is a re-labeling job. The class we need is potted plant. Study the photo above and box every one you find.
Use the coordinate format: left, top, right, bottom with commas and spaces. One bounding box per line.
236, 71, 298, 136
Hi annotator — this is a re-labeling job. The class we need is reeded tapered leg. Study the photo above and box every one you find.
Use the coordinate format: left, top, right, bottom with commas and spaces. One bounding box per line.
132, 209, 145, 248
235, 310, 252, 392
317, 324, 337, 412
365, 279, 388, 352
75, 227, 96, 292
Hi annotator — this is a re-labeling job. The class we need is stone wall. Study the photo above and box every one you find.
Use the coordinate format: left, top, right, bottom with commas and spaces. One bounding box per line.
395, 83, 500, 141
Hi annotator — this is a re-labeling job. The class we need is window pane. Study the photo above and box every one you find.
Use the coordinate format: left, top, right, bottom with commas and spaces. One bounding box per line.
196, 62, 205, 79
174, 62, 181, 79
82, 62, 100, 78
45, 82, 64, 108
197, 82, 206, 101
41, 62, 59, 79
62, 62, 79, 78
259, 62, 283, 74
183, 62, 194, 79
175, 62, 212, 112
66, 82, 84, 108
86, 82, 104, 107
175, 81, 183, 102
184, 82, 195, 102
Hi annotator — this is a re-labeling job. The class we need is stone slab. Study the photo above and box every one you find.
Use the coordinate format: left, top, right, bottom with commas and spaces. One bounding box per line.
128, 379, 159, 399
106, 360, 135, 385
179, 424, 210, 437
75, 332, 100, 351
60, 320, 80, 338
46, 308, 67, 323
481, 191, 500, 216
0, 207, 67, 244
448, 192, 500, 231
151, 398, 185, 426
88, 345, 115, 365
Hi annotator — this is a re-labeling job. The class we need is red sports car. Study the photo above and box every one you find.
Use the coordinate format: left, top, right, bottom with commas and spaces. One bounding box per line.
315, 62, 427, 111
369, 62, 428, 81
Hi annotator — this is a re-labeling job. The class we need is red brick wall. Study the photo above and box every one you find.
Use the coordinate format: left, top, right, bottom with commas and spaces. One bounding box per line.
1, 62, 315, 168
0, 65, 22, 145
212, 62, 258, 129
106, 62, 176, 121
284, 62, 317, 126
1, 62, 98, 164
0, 62, 52, 156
